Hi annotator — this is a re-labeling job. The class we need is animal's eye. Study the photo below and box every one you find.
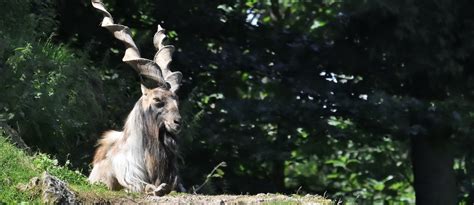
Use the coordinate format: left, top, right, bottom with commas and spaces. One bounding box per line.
156, 102, 165, 108
153, 98, 165, 108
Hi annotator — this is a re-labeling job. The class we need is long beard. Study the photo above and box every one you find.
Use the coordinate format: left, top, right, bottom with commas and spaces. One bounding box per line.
141, 108, 178, 186
157, 125, 178, 185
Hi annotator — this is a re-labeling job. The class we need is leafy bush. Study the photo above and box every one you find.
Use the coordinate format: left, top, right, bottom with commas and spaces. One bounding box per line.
32, 153, 88, 186
0, 0, 107, 168
1, 39, 105, 165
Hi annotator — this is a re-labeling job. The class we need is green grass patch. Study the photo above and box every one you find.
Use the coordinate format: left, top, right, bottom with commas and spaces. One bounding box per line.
0, 128, 142, 203
0, 132, 40, 203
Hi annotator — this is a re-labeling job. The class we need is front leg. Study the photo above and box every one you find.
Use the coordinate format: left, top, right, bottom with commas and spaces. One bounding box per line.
145, 183, 171, 196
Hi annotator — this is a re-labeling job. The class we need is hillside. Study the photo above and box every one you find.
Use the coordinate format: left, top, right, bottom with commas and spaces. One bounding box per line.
0, 128, 332, 204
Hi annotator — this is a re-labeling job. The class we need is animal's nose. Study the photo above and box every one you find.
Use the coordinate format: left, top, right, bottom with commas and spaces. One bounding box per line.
174, 115, 182, 125
173, 119, 181, 131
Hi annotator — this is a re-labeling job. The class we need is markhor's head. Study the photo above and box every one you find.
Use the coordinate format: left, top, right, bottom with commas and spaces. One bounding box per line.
141, 84, 181, 134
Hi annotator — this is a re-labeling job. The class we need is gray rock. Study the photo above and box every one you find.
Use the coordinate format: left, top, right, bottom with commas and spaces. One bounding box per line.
23, 172, 77, 204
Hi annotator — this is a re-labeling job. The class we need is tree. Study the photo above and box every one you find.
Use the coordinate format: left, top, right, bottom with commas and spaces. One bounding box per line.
318, 0, 474, 203
2, 0, 473, 203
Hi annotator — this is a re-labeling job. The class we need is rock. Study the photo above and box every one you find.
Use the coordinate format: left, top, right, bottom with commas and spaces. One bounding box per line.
21, 172, 77, 204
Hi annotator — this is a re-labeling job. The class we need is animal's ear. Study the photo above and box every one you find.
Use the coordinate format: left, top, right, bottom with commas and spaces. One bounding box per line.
141, 84, 150, 96
166, 71, 182, 93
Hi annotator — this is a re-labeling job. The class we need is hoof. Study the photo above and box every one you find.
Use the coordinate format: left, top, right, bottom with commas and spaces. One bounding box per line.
145, 183, 170, 196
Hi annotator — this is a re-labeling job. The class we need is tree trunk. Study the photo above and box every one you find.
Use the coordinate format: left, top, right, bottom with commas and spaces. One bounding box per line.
271, 160, 285, 193
0, 122, 30, 153
411, 135, 456, 205
465, 150, 474, 204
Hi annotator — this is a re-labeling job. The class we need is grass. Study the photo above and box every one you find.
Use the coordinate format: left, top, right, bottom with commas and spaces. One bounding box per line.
0, 128, 140, 203
0, 132, 40, 203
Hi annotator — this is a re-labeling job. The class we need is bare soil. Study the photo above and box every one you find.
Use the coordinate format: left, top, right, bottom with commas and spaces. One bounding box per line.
78, 192, 332, 204
137, 193, 333, 205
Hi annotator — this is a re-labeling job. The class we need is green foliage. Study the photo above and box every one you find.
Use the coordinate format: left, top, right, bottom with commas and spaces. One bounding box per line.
32, 153, 88, 186
284, 135, 414, 203
0, 0, 107, 169
0, 0, 35, 43
1, 39, 105, 166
